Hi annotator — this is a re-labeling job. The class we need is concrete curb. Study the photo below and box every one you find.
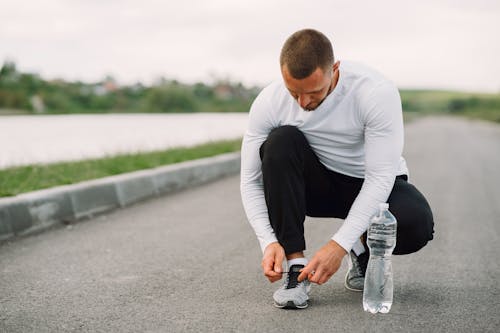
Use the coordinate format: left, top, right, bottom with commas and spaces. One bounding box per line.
0, 152, 241, 241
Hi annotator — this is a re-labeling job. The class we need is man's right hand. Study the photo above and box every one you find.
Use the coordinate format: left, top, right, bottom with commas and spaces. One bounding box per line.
261, 242, 286, 283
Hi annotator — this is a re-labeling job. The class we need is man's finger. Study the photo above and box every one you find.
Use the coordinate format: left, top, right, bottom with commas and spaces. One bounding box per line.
268, 275, 282, 283
298, 261, 316, 282
265, 268, 282, 283
262, 256, 273, 270
266, 270, 282, 278
263, 258, 284, 278
297, 268, 309, 282
309, 268, 325, 284
274, 251, 284, 274
262, 258, 274, 275
318, 272, 333, 285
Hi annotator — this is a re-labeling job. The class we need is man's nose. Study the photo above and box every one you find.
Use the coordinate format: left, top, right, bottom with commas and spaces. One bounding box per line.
297, 94, 311, 109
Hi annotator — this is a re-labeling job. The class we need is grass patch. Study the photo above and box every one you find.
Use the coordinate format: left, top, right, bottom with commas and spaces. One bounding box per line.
0, 139, 242, 197
400, 89, 500, 123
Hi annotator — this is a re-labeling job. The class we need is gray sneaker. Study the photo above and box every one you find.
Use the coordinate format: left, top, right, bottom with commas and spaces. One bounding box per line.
344, 250, 369, 292
273, 264, 311, 309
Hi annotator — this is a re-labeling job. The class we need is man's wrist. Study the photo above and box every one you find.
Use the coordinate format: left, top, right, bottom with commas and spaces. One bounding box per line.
331, 233, 351, 254
263, 241, 279, 254
328, 239, 348, 256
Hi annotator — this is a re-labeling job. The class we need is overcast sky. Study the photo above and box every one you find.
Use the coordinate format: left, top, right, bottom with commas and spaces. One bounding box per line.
1, 0, 499, 92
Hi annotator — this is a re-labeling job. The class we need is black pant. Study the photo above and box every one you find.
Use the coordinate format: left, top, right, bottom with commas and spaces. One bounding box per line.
259, 125, 434, 255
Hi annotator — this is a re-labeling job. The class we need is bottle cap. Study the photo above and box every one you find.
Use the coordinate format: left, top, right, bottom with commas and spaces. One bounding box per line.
379, 203, 389, 210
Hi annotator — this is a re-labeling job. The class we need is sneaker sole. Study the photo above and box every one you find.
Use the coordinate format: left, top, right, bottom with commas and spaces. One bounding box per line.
273, 301, 308, 309
344, 271, 363, 292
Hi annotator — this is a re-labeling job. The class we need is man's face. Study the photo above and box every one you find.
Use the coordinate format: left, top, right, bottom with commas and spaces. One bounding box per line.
281, 65, 335, 111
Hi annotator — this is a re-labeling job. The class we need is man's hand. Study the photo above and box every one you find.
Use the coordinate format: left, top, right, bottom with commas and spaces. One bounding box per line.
298, 240, 347, 285
261, 242, 285, 283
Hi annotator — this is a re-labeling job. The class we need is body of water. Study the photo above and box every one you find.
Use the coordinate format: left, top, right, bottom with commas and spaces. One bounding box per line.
0, 113, 249, 169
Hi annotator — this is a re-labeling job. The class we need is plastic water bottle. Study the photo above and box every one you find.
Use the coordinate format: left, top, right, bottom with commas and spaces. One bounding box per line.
363, 203, 397, 314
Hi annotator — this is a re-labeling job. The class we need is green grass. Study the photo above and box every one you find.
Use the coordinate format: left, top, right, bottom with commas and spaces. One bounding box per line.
400, 89, 500, 123
0, 139, 242, 197
4, 89, 500, 122
2, 90, 499, 197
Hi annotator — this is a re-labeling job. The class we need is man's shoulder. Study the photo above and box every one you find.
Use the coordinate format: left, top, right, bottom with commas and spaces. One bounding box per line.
258, 80, 288, 99
252, 80, 291, 113
341, 61, 392, 86
340, 61, 398, 100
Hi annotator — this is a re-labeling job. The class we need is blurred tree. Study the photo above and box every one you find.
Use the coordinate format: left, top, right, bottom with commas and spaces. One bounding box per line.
0, 60, 18, 78
146, 84, 198, 112
0, 60, 257, 113
193, 82, 215, 100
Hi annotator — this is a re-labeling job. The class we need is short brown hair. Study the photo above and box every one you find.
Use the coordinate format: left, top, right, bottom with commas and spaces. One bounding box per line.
280, 29, 334, 79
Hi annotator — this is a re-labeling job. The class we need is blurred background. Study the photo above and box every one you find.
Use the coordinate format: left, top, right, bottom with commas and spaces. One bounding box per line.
2, 0, 500, 91
1, 0, 499, 195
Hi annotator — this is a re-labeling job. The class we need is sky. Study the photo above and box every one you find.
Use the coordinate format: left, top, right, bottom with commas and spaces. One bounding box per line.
1, 0, 499, 92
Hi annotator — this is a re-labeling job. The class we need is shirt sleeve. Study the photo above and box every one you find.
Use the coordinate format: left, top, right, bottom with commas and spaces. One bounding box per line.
331, 82, 404, 252
240, 89, 278, 253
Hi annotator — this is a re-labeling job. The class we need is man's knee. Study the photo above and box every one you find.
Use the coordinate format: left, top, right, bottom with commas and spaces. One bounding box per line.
389, 180, 435, 255
394, 211, 434, 255
259, 125, 306, 163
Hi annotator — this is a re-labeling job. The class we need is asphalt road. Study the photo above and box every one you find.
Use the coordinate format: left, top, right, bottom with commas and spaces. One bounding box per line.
1, 116, 499, 332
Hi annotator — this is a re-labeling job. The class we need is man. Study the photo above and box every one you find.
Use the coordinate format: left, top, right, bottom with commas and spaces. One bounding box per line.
240, 29, 434, 309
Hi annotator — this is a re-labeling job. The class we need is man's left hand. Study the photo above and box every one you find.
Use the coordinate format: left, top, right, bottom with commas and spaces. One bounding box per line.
298, 240, 347, 285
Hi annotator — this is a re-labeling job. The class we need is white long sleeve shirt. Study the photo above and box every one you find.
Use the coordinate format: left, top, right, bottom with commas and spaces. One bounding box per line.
240, 61, 408, 253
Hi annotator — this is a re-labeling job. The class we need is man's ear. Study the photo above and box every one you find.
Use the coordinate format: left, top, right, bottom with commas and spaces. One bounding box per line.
333, 61, 340, 72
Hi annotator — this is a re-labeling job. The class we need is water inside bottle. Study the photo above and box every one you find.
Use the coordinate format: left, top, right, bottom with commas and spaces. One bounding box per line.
363, 205, 397, 314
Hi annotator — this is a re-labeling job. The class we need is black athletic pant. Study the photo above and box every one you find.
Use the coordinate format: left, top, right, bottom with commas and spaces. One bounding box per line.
259, 125, 434, 255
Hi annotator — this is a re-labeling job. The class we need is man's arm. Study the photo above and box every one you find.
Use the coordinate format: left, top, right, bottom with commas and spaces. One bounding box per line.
299, 81, 404, 283
332, 81, 404, 252
241, 88, 289, 282
240, 88, 278, 253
